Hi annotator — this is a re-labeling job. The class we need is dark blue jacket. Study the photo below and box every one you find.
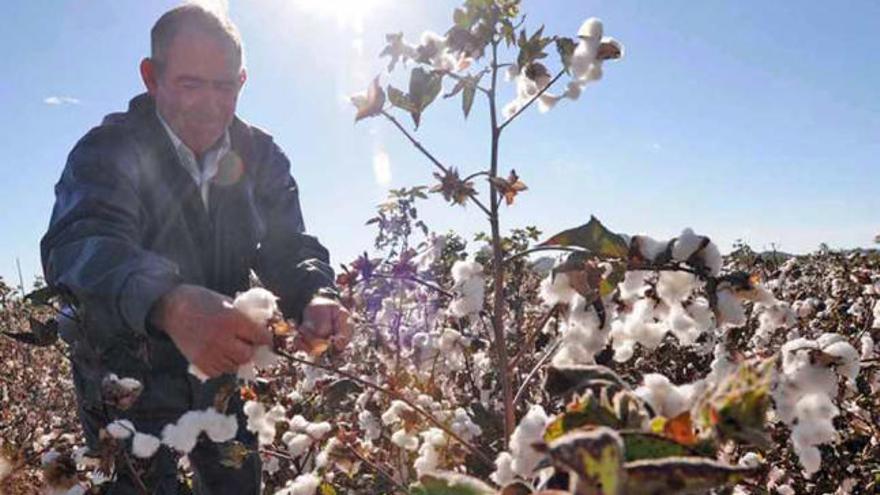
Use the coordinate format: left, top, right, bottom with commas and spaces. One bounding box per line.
41, 93, 334, 412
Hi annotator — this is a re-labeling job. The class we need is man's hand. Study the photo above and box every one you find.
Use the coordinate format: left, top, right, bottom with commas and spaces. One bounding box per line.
297, 296, 353, 352
150, 284, 273, 378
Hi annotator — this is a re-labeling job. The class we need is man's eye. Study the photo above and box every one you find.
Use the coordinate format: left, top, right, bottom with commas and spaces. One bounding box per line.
180, 80, 204, 90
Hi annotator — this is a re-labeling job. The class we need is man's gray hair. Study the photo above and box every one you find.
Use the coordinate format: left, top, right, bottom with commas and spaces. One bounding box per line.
150, 3, 244, 72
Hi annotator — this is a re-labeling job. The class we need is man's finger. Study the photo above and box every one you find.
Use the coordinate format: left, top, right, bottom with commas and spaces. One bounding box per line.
226, 338, 255, 365
234, 315, 273, 346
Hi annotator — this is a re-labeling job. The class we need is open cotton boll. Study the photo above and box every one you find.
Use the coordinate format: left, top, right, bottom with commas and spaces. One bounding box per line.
509, 405, 550, 477
131, 433, 161, 459
821, 340, 860, 387
450, 408, 482, 441
698, 242, 723, 276
716, 289, 746, 327
789, 393, 839, 476
668, 304, 701, 345
275, 472, 321, 495
861, 335, 875, 359
619, 270, 649, 301
106, 420, 135, 440
578, 17, 604, 40
553, 300, 610, 365
451, 259, 483, 282
382, 400, 414, 425
201, 409, 238, 442
539, 272, 578, 307
490, 451, 515, 486
754, 302, 796, 345
635, 374, 701, 418
671, 228, 705, 262
414, 428, 448, 476
657, 271, 697, 304
391, 428, 419, 451
358, 410, 381, 440
282, 432, 312, 457
233, 287, 278, 325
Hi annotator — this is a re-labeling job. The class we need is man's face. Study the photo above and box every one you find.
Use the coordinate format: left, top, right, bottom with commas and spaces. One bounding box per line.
146, 29, 245, 156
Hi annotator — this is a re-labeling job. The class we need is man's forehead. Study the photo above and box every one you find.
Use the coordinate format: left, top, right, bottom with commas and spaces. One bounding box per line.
165, 28, 240, 63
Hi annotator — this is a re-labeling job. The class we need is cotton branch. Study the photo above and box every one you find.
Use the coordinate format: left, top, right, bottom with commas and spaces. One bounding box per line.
276, 349, 492, 466
380, 110, 492, 217
497, 69, 566, 132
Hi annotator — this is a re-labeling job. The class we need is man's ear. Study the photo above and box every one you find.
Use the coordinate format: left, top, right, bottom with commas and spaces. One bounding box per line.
238, 67, 248, 88
140, 58, 160, 95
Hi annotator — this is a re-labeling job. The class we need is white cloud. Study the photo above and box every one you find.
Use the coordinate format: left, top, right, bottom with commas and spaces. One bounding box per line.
44, 96, 81, 106
372, 148, 392, 186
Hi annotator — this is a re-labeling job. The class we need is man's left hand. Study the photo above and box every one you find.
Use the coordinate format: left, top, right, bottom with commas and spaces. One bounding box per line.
297, 296, 353, 352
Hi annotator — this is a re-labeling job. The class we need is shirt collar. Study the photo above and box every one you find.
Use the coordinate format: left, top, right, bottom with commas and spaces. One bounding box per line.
155, 108, 230, 182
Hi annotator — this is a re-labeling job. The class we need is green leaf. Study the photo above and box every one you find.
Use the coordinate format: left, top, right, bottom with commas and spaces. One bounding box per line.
462, 84, 476, 119
388, 85, 419, 113
319, 482, 337, 495
622, 457, 759, 495
541, 428, 624, 495
544, 392, 624, 442
410, 67, 443, 106
410, 472, 495, 495
619, 431, 699, 462
541, 216, 630, 260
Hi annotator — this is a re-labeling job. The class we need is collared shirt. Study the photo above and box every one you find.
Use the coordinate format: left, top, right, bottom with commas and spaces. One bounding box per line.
156, 109, 230, 208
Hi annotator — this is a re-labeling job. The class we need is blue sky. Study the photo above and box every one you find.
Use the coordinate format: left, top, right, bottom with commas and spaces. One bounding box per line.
1, 0, 878, 290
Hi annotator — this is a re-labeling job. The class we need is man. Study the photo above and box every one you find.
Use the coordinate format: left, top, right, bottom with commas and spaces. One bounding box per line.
40, 5, 351, 493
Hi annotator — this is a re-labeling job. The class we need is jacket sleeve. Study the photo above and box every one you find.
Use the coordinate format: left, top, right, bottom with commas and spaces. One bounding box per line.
40, 127, 182, 354
252, 140, 335, 322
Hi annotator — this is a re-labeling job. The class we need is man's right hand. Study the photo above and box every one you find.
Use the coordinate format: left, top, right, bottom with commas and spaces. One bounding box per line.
149, 284, 273, 378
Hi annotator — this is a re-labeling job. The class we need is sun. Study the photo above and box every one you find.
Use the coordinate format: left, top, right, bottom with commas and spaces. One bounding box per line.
292, 0, 388, 31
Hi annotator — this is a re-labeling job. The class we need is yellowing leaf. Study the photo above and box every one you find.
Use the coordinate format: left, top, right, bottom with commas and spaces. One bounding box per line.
542, 428, 624, 495
351, 76, 385, 122
623, 457, 759, 495
541, 216, 629, 260
411, 472, 496, 495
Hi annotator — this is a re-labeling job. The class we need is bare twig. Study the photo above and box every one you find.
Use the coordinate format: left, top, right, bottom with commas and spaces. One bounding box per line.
513, 338, 562, 406
380, 111, 492, 218
344, 442, 409, 494
370, 272, 455, 299
508, 305, 561, 371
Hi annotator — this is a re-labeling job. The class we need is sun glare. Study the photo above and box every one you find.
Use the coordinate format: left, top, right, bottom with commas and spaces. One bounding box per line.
293, 0, 388, 31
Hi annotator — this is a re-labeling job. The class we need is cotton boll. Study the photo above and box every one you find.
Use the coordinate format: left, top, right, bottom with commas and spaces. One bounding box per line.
451, 259, 483, 281
634, 374, 700, 418
282, 432, 312, 457
699, 242, 723, 276
161, 421, 199, 454
276, 472, 321, 495
414, 428, 447, 476
106, 420, 134, 440
382, 400, 414, 425
672, 228, 705, 262
873, 300, 880, 329
668, 304, 701, 345
537, 93, 561, 113
450, 408, 482, 441
539, 273, 578, 306
553, 303, 609, 365
716, 289, 746, 327
131, 433, 161, 458
358, 410, 381, 440
577, 17, 604, 40
391, 428, 419, 451
657, 271, 697, 304
233, 287, 278, 325
305, 422, 332, 440
438, 328, 463, 353
201, 409, 238, 443
509, 405, 550, 477
618, 271, 649, 301
822, 340, 860, 387
861, 335, 875, 359
490, 451, 515, 486
315, 438, 340, 469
